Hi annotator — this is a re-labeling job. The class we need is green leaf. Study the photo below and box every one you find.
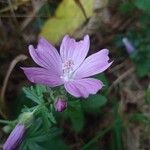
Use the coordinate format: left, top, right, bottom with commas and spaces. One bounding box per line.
36, 84, 47, 96
81, 95, 107, 112
94, 74, 109, 92
111, 118, 123, 150
65, 101, 85, 132
23, 85, 47, 104
20, 118, 62, 150
39, 106, 53, 131
33, 105, 56, 131
43, 138, 69, 150
130, 48, 150, 77
134, 0, 150, 12
70, 107, 84, 132
136, 62, 150, 77
119, 2, 135, 14
145, 86, 150, 104
129, 113, 150, 124
40, 0, 93, 44
110, 102, 123, 150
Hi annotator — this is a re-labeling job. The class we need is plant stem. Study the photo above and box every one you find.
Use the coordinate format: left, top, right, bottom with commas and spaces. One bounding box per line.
0, 119, 12, 125
81, 122, 115, 150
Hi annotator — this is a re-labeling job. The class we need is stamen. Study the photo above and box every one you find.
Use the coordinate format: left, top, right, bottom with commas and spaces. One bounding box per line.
61, 59, 74, 82
62, 59, 74, 71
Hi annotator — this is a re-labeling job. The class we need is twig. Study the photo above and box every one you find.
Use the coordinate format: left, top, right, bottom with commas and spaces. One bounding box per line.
21, 0, 46, 30
74, 0, 88, 20
107, 67, 135, 94
0, 1, 29, 13
109, 60, 128, 73
0, 54, 27, 119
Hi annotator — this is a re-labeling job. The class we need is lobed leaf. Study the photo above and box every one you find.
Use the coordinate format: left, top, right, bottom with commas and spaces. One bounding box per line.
81, 94, 107, 112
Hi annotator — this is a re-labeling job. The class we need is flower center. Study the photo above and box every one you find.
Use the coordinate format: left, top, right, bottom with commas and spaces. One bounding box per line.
61, 59, 74, 82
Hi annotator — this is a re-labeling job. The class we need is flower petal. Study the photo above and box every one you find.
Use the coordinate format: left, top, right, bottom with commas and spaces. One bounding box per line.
60, 35, 90, 70
64, 78, 103, 98
21, 67, 63, 87
74, 49, 112, 79
29, 37, 62, 75
3, 124, 25, 150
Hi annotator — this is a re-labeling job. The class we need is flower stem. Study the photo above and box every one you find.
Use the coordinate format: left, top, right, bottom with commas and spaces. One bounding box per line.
0, 119, 13, 125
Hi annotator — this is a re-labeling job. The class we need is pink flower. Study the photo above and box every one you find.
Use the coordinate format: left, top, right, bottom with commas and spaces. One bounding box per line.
3, 124, 25, 150
54, 98, 67, 112
22, 35, 112, 98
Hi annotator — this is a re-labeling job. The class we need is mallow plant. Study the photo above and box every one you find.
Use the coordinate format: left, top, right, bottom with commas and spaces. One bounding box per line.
2, 35, 112, 150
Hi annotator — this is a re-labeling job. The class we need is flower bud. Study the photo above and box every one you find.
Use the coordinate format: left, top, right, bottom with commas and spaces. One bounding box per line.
3, 124, 25, 150
18, 112, 33, 125
3, 125, 12, 134
54, 98, 67, 112
122, 37, 135, 54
